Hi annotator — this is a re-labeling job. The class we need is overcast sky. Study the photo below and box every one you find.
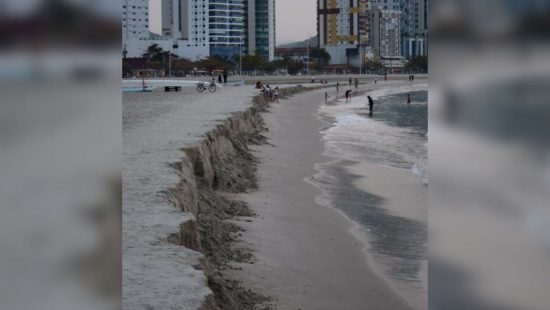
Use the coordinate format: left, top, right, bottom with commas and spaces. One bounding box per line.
149, 0, 317, 45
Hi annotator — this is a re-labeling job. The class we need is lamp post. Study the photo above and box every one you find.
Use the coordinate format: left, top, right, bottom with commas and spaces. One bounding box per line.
239, 44, 243, 77
168, 49, 172, 78
306, 33, 310, 76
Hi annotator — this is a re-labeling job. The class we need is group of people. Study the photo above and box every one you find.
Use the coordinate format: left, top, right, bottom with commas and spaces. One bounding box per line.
217, 72, 229, 84
331, 77, 413, 116
257, 82, 279, 103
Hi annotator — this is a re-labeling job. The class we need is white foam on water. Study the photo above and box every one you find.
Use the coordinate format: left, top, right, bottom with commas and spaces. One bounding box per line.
321, 84, 429, 184
321, 111, 425, 173
314, 85, 428, 309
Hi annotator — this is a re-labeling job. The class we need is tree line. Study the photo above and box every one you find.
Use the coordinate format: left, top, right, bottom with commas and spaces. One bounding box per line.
123, 44, 427, 77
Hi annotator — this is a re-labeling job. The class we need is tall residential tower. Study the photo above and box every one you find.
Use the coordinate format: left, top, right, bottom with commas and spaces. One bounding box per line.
209, 0, 246, 58
317, 0, 366, 65
371, 0, 401, 59
123, 0, 157, 58
246, 0, 276, 61
123, 0, 276, 60
400, 0, 427, 58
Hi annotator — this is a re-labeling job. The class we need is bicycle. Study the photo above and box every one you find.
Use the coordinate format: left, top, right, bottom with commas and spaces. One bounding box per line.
197, 81, 217, 93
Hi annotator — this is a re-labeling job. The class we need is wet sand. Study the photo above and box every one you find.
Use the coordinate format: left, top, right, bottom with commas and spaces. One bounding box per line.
229, 86, 414, 309
347, 162, 428, 309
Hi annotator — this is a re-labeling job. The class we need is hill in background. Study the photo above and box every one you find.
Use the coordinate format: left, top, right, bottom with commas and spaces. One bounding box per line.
277, 36, 317, 48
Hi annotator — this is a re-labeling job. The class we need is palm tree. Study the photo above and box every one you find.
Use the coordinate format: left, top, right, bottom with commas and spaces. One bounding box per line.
142, 44, 164, 60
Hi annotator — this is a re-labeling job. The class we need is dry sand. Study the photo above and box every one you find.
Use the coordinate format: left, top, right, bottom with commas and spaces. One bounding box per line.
229, 87, 414, 309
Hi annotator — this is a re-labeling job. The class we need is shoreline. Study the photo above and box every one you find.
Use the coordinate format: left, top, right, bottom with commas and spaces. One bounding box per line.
229, 84, 416, 309
314, 84, 428, 309
164, 85, 331, 309
311, 161, 428, 309
123, 83, 329, 309
123, 79, 427, 309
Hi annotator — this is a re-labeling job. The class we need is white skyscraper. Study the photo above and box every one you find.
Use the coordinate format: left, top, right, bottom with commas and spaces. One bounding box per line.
122, 0, 149, 42
123, 0, 277, 60
122, 0, 153, 58
122, 0, 209, 59
162, 0, 210, 46
209, 0, 246, 58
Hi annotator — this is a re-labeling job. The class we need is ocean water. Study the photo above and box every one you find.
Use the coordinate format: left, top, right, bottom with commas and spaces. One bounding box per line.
313, 85, 428, 309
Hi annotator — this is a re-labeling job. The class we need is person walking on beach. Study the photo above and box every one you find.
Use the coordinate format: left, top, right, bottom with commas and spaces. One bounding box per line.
345, 89, 352, 102
336, 82, 340, 92
274, 87, 279, 103
218, 74, 223, 84
354, 78, 359, 89
374, 78, 377, 84
325, 92, 328, 103
348, 77, 352, 87
368, 96, 374, 116
268, 85, 274, 101
407, 94, 412, 105
223, 72, 228, 84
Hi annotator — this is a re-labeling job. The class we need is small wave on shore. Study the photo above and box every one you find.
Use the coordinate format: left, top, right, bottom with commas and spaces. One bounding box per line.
313, 85, 428, 309
321, 87, 428, 184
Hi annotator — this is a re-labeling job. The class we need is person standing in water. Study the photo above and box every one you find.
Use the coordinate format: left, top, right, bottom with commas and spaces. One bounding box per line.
218, 74, 223, 84
348, 77, 352, 87
368, 96, 374, 116
336, 82, 340, 92
407, 94, 412, 105
345, 89, 352, 102
325, 92, 328, 103
354, 78, 359, 88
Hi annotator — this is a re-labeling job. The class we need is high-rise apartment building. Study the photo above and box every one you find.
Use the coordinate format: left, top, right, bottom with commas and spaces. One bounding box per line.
246, 0, 276, 61
400, 0, 427, 58
317, 0, 366, 65
122, 0, 150, 42
161, 0, 209, 45
371, 0, 401, 59
123, 0, 153, 58
123, 0, 276, 60
358, 0, 371, 46
161, 0, 175, 37
208, 0, 246, 58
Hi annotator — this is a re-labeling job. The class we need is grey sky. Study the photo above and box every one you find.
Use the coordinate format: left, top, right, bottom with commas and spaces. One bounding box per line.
149, 0, 317, 45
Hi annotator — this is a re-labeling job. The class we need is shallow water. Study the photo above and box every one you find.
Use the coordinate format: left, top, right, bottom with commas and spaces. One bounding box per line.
314, 86, 428, 309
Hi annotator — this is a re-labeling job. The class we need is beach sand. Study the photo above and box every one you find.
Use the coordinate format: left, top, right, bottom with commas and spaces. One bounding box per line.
122, 79, 427, 309
229, 86, 416, 309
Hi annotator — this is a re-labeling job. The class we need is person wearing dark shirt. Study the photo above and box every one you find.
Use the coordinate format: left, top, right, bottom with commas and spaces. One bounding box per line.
368, 96, 374, 116
345, 90, 352, 102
